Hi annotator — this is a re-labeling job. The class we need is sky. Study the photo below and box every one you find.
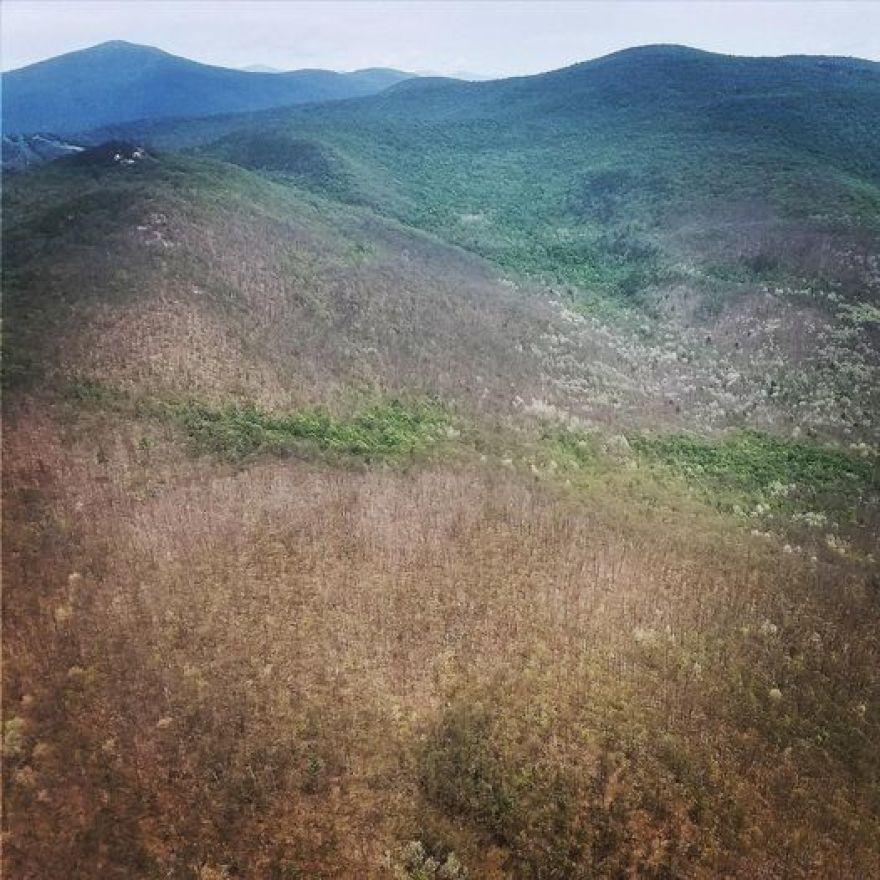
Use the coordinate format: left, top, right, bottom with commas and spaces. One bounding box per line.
2, 0, 879, 76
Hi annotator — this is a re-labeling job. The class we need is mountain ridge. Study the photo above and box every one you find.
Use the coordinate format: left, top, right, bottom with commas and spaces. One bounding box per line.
1, 40, 415, 135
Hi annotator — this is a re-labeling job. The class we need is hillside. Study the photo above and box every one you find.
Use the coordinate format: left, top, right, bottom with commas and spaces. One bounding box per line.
0, 133, 85, 171
97, 46, 880, 302
90, 45, 880, 442
0, 41, 413, 135
3, 46, 880, 880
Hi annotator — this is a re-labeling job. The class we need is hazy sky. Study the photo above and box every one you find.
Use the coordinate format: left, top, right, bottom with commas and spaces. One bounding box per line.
3, 1, 879, 76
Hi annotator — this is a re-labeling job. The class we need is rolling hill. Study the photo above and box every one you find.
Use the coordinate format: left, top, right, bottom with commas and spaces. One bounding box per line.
3, 44, 880, 880
0, 40, 414, 135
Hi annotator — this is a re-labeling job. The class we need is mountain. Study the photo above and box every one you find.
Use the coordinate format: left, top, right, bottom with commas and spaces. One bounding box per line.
3, 45, 879, 880
101, 44, 880, 302
0, 41, 414, 135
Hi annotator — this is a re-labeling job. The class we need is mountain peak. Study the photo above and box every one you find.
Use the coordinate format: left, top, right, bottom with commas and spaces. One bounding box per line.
607, 43, 713, 57
90, 39, 169, 56
573, 43, 721, 71
91, 39, 154, 51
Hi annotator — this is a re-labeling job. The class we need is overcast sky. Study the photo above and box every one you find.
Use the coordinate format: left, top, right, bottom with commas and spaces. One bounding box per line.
3, 1, 879, 76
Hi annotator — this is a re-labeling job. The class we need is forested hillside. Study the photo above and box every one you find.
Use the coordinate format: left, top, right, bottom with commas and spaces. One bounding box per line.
101, 46, 880, 301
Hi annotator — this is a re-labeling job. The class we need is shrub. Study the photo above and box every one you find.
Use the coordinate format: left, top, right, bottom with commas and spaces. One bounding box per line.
174, 398, 451, 462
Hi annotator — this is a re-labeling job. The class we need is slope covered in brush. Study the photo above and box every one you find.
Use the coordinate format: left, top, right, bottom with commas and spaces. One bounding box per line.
3, 46, 880, 880
1, 144, 554, 409
3, 143, 879, 880
7, 140, 878, 445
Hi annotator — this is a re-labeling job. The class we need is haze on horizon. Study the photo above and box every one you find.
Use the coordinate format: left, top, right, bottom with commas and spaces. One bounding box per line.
2, 0, 880, 77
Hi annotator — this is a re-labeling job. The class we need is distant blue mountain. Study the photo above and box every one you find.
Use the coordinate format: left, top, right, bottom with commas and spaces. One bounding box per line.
1, 41, 414, 135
